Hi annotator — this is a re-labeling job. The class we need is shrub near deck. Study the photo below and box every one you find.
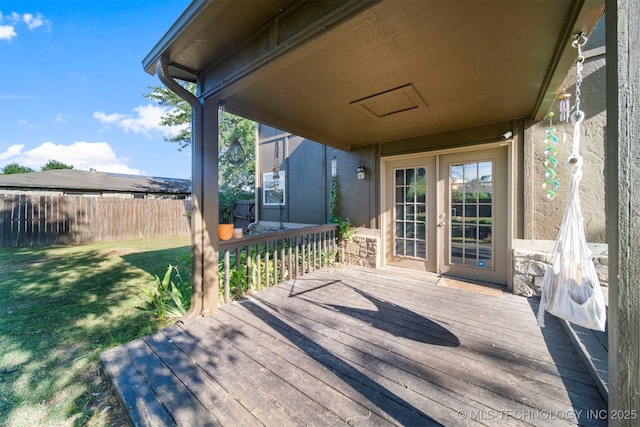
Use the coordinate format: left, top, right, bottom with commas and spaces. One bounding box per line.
0, 236, 190, 427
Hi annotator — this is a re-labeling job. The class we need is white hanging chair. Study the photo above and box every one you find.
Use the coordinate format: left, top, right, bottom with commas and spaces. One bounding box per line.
536, 148, 607, 331
537, 34, 607, 332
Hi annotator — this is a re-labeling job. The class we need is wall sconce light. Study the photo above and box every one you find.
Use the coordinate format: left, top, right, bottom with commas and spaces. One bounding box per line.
356, 165, 366, 180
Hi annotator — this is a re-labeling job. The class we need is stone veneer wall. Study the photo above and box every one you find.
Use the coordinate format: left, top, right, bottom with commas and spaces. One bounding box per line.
342, 228, 381, 268
512, 239, 608, 297
531, 48, 606, 243
338, 234, 610, 298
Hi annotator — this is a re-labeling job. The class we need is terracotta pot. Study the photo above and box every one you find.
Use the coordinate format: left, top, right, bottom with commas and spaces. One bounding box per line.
218, 224, 234, 241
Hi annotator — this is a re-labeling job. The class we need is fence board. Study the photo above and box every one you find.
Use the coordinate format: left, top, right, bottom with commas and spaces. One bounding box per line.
0, 194, 192, 247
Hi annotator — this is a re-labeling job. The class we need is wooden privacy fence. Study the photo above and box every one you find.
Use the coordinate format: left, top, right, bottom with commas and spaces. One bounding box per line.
0, 194, 192, 247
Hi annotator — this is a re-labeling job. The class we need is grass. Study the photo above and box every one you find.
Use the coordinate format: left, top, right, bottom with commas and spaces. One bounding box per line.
0, 236, 191, 427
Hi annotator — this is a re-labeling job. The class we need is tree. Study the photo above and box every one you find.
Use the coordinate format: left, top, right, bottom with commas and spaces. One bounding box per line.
145, 83, 194, 151
145, 84, 256, 198
2, 163, 34, 174
41, 159, 73, 171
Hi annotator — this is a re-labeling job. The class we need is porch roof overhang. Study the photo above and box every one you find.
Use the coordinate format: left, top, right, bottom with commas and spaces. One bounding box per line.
143, 0, 605, 152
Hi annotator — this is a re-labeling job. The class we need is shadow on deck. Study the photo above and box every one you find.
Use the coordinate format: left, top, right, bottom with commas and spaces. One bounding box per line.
102, 266, 607, 426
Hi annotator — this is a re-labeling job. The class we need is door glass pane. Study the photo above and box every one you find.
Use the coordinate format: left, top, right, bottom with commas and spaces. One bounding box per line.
465, 205, 477, 218
416, 241, 426, 259
395, 204, 404, 220
449, 160, 493, 269
406, 241, 415, 257
464, 247, 479, 267
405, 222, 415, 239
393, 166, 428, 260
478, 204, 492, 218
405, 205, 415, 221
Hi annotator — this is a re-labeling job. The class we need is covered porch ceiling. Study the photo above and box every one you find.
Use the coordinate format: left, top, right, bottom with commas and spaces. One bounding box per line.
144, 0, 605, 152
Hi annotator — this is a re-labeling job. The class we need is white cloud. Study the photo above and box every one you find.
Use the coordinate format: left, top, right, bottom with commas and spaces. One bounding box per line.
0, 24, 16, 40
16, 119, 37, 128
0, 144, 24, 160
119, 104, 168, 134
54, 114, 70, 123
22, 13, 45, 30
93, 104, 179, 137
0, 141, 143, 175
0, 12, 50, 40
92, 111, 126, 124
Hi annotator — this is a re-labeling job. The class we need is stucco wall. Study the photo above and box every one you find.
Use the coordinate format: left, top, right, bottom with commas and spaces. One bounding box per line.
327, 146, 376, 228
531, 46, 607, 243
257, 124, 377, 228
258, 127, 327, 225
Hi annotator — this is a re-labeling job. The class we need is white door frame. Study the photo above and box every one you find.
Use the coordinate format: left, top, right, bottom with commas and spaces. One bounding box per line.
379, 140, 515, 288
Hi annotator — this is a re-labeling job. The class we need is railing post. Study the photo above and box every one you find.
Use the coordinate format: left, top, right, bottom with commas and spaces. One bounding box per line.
295, 237, 300, 278
265, 241, 270, 288
247, 244, 253, 293
301, 238, 306, 274
256, 242, 262, 290
321, 231, 326, 267
273, 240, 278, 285
224, 249, 230, 304
307, 235, 312, 272
235, 247, 241, 297
312, 233, 317, 269
282, 239, 292, 280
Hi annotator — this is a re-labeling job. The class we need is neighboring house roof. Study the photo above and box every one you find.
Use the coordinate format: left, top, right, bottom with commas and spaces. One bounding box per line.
0, 169, 191, 195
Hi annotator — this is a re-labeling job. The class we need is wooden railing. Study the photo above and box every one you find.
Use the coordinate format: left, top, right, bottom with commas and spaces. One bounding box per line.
218, 224, 339, 304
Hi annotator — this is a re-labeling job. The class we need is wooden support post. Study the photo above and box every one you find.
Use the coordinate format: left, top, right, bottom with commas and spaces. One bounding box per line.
158, 59, 220, 322
606, 0, 640, 423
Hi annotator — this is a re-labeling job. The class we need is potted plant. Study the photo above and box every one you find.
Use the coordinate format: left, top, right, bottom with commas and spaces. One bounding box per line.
218, 192, 235, 241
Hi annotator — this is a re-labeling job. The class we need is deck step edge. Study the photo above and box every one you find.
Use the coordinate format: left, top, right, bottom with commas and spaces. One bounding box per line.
561, 320, 609, 403
101, 344, 176, 427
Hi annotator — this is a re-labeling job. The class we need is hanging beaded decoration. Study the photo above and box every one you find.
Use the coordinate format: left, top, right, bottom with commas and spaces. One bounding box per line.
542, 112, 560, 200
272, 140, 280, 191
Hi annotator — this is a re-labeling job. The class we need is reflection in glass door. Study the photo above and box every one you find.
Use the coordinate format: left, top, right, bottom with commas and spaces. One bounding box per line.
449, 161, 493, 269
394, 167, 427, 260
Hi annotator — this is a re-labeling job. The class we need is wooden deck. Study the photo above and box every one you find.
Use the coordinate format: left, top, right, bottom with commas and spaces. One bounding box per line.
102, 266, 607, 426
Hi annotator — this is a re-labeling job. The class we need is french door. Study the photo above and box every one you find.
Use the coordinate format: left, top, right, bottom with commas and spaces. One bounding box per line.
384, 146, 508, 285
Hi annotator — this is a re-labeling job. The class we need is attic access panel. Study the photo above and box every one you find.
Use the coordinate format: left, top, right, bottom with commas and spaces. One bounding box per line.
351, 84, 428, 119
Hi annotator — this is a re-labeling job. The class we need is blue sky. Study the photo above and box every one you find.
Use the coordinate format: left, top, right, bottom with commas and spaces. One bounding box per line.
0, 0, 193, 178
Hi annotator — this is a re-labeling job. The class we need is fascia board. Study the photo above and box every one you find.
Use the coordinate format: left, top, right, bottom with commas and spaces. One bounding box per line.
142, 0, 212, 76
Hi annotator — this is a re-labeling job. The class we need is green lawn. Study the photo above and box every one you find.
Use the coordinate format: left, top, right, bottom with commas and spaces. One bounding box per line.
0, 236, 191, 427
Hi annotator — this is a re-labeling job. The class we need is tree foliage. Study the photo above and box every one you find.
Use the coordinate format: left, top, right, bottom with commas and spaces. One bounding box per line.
145, 83, 256, 198
2, 163, 34, 174
41, 159, 73, 171
145, 83, 193, 151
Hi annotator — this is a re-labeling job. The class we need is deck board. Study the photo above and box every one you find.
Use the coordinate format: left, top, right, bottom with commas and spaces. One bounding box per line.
102, 266, 607, 426
252, 284, 601, 411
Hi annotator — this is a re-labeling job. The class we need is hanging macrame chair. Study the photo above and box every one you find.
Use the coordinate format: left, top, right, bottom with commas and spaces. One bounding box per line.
537, 35, 607, 332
